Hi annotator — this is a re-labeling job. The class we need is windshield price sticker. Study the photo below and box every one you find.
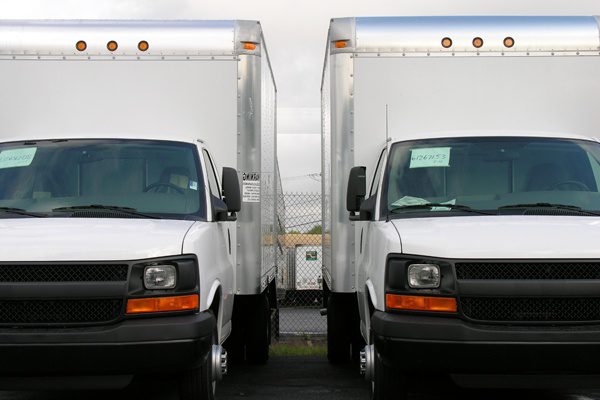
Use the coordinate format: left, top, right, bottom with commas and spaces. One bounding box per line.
242, 172, 260, 203
409, 147, 450, 168
0, 147, 37, 169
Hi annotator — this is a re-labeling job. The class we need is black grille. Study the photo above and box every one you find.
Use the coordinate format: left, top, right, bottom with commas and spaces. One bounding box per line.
0, 299, 123, 324
461, 297, 600, 322
455, 262, 600, 280
0, 264, 128, 282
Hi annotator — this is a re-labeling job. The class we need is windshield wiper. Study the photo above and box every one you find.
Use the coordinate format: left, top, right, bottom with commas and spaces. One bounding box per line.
498, 203, 600, 216
52, 205, 161, 219
389, 203, 492, 215
0, 207, 47, 218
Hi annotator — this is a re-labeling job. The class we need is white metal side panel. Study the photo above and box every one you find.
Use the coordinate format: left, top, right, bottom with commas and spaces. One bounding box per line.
321, 48, 332, 289
260, 48, 277, 292
353, 55, 600, 189
0, 60, 238, 168
324, 53, 356, 293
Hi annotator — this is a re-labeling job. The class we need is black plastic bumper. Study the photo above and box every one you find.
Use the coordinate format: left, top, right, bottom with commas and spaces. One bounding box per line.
371, 311, 600, 374
0, 312, 214, 376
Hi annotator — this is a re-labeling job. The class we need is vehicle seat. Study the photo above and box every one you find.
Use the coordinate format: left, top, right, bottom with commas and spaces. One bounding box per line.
525, 163, 568, 191
395, 168, 438, 199
158, 167, 190, 191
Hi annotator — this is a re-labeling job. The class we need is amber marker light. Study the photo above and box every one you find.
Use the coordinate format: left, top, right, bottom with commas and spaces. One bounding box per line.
441, 37, 453, 48
242, 42, 257, 50
138, 40, 149, 52
334, 40, 348, 49
126, 294, 199, 314
504, 37, 515, 48
472, 37, 484, 48
107, 40, 118, 52
75, 41, 87, 52
386, 294, 457, 313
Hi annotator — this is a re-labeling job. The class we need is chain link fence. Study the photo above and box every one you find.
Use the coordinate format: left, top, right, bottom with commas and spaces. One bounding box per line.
273, 192, 325, 338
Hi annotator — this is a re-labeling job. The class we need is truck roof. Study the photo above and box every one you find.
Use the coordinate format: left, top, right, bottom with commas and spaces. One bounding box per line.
0, 19, 265, 57
0, 132, 203, 144
328, 16, 600, 55
388, 130, 600, 146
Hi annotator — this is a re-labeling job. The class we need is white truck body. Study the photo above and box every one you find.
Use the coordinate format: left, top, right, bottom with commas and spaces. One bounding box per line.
0, 20, 279, 393
322, 16, 600, 395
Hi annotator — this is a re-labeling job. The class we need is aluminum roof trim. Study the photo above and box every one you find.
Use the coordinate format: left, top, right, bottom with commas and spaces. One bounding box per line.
0, 20, 262, 56
329, 16, 600, 54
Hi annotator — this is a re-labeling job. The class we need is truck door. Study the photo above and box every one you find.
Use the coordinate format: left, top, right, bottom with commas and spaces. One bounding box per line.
202, 148, 235, 338
356, 147, 387, 340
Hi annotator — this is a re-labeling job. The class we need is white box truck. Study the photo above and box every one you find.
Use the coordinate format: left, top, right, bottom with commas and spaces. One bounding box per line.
322, 16, 600, 398
0, 20, 280, 398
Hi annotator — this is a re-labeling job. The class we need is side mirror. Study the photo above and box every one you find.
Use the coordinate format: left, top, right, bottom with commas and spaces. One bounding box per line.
215, 167, 240, 222
222, 167, 241, 213
347, 166, 366, 221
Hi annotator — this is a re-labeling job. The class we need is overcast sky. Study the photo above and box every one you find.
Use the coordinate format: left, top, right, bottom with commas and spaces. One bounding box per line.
3, 0, 600, 192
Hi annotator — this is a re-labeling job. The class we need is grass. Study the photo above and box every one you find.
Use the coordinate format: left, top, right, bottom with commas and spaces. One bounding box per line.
270, 338, 327, 357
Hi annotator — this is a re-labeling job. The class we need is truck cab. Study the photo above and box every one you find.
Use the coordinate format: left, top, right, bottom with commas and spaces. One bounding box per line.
0, 135, 237, 397
350, 132, 600, 396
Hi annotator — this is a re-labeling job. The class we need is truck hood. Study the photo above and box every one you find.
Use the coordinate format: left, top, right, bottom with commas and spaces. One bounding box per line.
0, 218, 196, 261
391, 216, 600, 259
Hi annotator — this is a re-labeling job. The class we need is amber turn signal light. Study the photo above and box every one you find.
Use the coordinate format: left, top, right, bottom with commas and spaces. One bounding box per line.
107, 40, 118, 52
242, 42, 257, 50
386, 294, 457, 313
126, 294, 199, 314
138, 40, 149, 52
334, 40, 348, 49
472, 37, 484, 48
75, 40, 87, 52
504, 37, 515, 48
441, 37, 452, 48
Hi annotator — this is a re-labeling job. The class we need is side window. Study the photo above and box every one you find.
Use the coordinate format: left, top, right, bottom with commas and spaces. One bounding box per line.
587, 152, 600, 192
202, 149, 221, 199
369, 148, 387, 197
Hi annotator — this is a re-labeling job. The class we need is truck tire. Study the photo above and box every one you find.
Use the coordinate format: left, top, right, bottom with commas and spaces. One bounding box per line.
327, 294, 351, 363
224, 305, 245, 364
178, 319, 217, 400
372, 348, 406, 400
245, 294, 270, 364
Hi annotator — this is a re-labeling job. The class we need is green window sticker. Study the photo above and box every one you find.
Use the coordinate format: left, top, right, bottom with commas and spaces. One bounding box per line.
409, 147, 450, 168
0, 148, 37, 169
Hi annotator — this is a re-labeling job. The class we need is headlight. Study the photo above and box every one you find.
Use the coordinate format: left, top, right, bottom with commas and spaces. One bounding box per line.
144, 265, 177, 289
408, 264, 440, 288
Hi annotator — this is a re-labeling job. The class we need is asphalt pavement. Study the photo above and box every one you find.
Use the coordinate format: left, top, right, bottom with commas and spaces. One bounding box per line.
279, 307, 327, 335
1, 356, 600, 400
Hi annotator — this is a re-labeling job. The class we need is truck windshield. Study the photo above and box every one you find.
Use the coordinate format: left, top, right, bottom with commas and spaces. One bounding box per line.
0, 139, 206, 219
384, 137, 600, 217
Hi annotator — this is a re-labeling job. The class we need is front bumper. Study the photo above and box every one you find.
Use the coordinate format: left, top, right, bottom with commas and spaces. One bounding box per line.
371, 311, 600, 374
0, 311, 214, 376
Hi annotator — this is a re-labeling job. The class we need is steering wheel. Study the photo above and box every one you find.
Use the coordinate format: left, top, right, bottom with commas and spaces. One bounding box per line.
552, 180, 591, 192
143, 182, 185, 195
